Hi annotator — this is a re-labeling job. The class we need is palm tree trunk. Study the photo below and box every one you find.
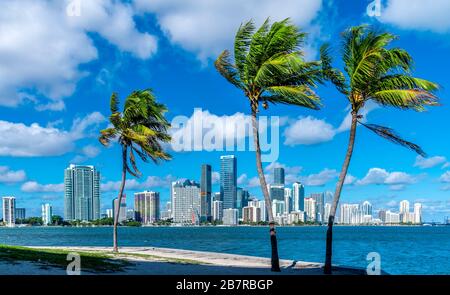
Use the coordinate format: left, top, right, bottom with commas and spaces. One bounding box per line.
250, 102, 280, 272
324, 111, 358, 274
113, 146, 127, 253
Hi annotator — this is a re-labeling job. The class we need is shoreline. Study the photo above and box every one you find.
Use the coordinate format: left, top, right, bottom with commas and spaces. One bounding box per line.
0, 245, 370, 275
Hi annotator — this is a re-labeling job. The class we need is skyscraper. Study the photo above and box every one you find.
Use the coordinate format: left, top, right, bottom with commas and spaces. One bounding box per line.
134, 191, 160, 224
414, 203, 422, 224
284, 188, 292, 214
362, 201, 373, 216
273, 167, 285, 185
2, 196, 15, 227
310, 193, 325, 223
399, 200, 410, 223
304, 197, 316, 222
292, 182, 305, 211
171, 180, 201, 224
269, 185, 284, 201
41, 203, 53, 225
200, 164, 212, 221
113, 196, 127, 223
220, 155, 237, 209
222, 208, 238, 226
212, 200, 223, 222
64, 164, 101, 221
236, 187, 249, 219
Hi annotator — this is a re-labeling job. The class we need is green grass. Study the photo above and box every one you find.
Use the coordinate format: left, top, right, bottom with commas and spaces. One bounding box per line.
0, 245, 132, 273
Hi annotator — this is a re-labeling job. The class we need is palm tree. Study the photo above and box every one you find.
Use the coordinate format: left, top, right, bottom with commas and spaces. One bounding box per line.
215, 18, 326, 271
323, 25, 439, 274
99, 89, 172, 252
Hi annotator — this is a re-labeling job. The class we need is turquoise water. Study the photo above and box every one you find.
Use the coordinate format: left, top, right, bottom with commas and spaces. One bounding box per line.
0, 226, 449, 274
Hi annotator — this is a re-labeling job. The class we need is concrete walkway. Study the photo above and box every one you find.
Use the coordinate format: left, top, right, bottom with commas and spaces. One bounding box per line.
0, 246, 366, 275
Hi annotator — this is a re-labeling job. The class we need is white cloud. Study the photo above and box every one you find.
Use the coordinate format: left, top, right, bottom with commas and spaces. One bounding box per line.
101, 175, 175, 192
134, 0, 323, 60
21, 181, 64, 193
71, 145, 101, 164
344, 174, 357, 185
0, 112, 105, 157
284, 116, 336, 146
237, 174, 248, 186
299, 168, 338, 186
439, 171, 450, 183
0, 0, 157, 108
379, 0, 450, 33
0, 166, 27, 184
356, 168, 418, 190
414, 155, 447, 169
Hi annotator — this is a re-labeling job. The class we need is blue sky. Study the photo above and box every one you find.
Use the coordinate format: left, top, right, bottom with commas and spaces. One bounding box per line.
0, 0, 449, 221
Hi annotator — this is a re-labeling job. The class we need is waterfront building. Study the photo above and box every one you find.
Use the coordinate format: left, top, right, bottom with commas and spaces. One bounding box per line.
2, 196, 16, 226
284, 188, 292, 214
414, 203, 422, 224
324, 203, 331, 223
64, 164, 101, 221
273, 167, 285, 185
304, 197, 316, 222
385, 210, 400, 224
378, 210, 387, 223
399, 200, 410, 223
269, 184, 285, 201
134, 191, 160, 224
212, 200, 223, 222
362, 201, 373, 216
200, 164, 212, 221
15, 208, 26, 220
106, 209, 113, 218
220, 155, 237, 209
310, 193, 325, 223
222, 208, 238, 226
41, 203, 53, 225
292, 182, 305, 211
272, 199, 285, 218
258, 200, 267, 222
171, 180, 201, 224
287, 211, 305, 224
113, 196, 127, 223
242, 206, 259, 223
236, 187, 250, 219
126, 209, 135, 220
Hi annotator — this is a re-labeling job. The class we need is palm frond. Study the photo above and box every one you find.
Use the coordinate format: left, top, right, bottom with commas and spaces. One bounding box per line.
214, 50, 242, 89
264, 85, 321, 110
234, 19, 255, 81
359, 121, 426, 156
319, 43, 348, 94
110, 92, 119, 113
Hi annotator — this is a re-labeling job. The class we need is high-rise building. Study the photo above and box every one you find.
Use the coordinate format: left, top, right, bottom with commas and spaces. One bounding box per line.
292, 182, 305, 211
106, 209, 113, 218
41, 203, 53, 225
212, 200, 223, 222
200, 164, 212, 221
113, 196, 127, 223
284, 188, 292, 214
272, 199, 285, 217
340, 204, 360, 224
258, 200, 267, 222
273, 167, 285, 185
171, 180, 201, 224
378, 210, 387, 223
324, 203, 331, 223
310, 193, 325, 223
362, 201, 373, 216
385, 210, 400, 224
242, 206, 261, 223
15, 208, 26, 220
269, 185, 284, 201
64, 164, 101, 221
399, 200, 410, 223
304, 197, 316, 222
134, 191, 160, 224
236, 187, 249, 219
222, 208, 238, 226
220, 155, 237, 209
2, 196, 16, 226
414, 203, 422, 224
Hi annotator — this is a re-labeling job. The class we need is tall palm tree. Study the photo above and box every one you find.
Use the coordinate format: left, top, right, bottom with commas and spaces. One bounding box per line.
215, 18, 326, 271
99, 89, 172, 253
323, 25, 439, 274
